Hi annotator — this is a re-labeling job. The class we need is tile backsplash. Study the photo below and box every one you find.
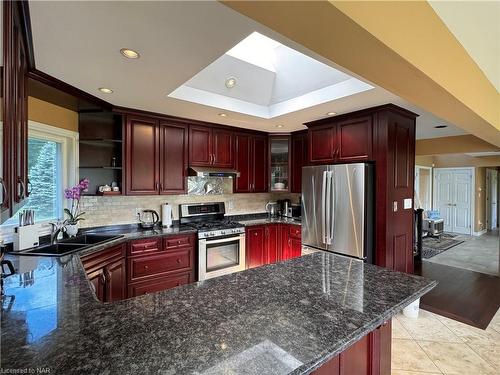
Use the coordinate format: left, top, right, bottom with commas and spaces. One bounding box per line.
79, 192, 299, 228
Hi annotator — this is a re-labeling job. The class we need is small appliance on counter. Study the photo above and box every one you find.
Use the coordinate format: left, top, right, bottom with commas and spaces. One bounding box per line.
161, 203, 173, 228
265, 201, 280, 217
137, 209, 160, 229
287, 204, 301, 219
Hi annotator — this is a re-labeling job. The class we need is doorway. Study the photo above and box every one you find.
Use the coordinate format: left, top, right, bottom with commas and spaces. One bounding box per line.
486, 168, 498, 230
415, 165, 432, 210
433, 168, 473, 235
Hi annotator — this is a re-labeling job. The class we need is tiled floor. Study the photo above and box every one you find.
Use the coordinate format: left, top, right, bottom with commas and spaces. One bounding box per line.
392, 308, 500, 374
426, 230, 499, 276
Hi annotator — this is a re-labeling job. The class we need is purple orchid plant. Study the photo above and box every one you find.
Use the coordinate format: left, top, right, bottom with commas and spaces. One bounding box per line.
64, 178, 89, 225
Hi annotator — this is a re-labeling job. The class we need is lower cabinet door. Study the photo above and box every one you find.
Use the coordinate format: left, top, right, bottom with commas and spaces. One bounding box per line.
128, 250, 192, 282
105, 257, 126, 302
87, 268, 106, 302
128, 272, 192, 297
246, 226, 267, 268
266, 224, 280, 264
290, 238, 302, 259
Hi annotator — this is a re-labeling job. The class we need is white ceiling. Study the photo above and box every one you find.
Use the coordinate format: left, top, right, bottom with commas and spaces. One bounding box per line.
429, 1, 500, 92
29, 1, 467, 139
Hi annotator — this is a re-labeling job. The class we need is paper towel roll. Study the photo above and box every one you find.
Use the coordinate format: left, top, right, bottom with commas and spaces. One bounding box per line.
161, 203, 173, 228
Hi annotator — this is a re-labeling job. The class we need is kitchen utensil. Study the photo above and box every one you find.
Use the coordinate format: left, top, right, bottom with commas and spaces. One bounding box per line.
137, 209, 160, 229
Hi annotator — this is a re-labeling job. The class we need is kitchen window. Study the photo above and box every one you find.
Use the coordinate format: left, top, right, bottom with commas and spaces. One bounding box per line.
1, 121, 78, 228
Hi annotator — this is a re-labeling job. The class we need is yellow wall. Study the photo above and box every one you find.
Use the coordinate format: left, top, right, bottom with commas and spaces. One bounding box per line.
475, 167, 486, 232
433, 154, 500, 168
415, 155, 434, 167
416, 135, 499, 156
28, 96, 78, 132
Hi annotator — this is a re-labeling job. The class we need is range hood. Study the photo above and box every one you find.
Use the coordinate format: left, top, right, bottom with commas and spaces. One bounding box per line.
188, 167, 240, 178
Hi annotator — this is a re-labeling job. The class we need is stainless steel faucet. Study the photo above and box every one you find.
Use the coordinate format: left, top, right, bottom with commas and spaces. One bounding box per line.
49, 221, 65, 244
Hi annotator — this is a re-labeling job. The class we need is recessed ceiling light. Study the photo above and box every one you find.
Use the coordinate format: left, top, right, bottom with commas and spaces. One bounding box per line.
434, 125, 448, 129
98, 87, 113, 94
120, 48, 140, 59
218, 113, 227, 117
276, 124, 284, 128
225, 77, 237, 89
326, 111, 337, 116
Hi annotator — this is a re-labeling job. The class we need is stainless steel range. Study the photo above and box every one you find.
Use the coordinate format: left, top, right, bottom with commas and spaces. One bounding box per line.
179, 202, 245, 280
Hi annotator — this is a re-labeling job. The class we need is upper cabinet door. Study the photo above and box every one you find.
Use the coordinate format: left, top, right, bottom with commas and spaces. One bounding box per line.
212, 128, 233, 168
336, 116, 373, 161
125, 116, 159, 195
252, 136, 268, 192
308, 125, 335, 164
291, 132, 307, 193
234, 133, 252, 193
189, 125, 212, 167
159, 122, 188, 194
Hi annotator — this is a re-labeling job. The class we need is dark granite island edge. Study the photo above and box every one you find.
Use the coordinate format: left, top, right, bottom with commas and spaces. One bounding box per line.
1, 250, 436, 375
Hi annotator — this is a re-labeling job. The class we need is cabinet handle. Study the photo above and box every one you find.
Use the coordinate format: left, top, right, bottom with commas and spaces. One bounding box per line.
100, 273, 106, 284
254, 232, 258, 236
155, 182, 160, 191
26, 179, 32, 197
177, 240, 182, 244
212, 154, 216, 165
0, 178, 8, 207
144, 265, 149, 270
18, 179, 25, 199
176, 258, 181, 263
159, 182, 163, 191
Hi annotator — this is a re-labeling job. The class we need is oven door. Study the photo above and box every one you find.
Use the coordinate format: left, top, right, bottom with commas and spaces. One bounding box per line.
199, 234, 246, 280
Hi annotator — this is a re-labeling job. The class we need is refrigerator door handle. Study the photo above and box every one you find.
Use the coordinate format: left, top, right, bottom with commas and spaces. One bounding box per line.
321, 171, 327, 244
330, 171, 335, 243
325, 171, 332, 245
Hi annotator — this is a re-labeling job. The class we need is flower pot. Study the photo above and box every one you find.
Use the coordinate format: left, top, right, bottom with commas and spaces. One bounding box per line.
65, 224, 79, 237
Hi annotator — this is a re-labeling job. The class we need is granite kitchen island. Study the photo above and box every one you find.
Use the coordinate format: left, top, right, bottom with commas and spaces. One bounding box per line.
1, 250, 436, 374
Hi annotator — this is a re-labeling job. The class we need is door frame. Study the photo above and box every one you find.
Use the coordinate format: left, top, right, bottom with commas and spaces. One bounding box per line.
432, 167, 475, 236
415, 165, 433, 210
486, 168, 498, 230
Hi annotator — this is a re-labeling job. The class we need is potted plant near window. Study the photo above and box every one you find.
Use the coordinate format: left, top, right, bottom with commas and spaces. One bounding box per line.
63, 178, 89, 237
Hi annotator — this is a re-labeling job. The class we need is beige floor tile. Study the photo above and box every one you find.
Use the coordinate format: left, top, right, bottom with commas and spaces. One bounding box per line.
397, 311, 462, 343
392, 339, 441, 373
418, 341, 497, 374
469, 344, 500, 369
393, 318, 413, 339
391, 371, 442, 375
435, 315, 500, 346
487, 309, 500, 334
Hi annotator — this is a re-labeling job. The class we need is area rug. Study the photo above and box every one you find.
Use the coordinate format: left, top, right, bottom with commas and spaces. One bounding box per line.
421, 233, 465, 259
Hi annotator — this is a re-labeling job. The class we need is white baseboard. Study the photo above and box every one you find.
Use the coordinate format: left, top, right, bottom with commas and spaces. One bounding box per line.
473, 229, 487, 236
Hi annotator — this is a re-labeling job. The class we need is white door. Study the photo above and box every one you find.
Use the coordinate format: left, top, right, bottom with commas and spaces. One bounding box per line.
434, 169, 472, 235
491, 170, 498, 229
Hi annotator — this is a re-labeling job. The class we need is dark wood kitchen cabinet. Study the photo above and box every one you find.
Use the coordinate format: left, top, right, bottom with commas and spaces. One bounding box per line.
125, 115, 188, 195
312, 320, 392, 375
281, 224, 302, 260
246, 225, 267, 269
127, 233, 196, 297
308, 115, 372, 164
234, 133, 267, 193
306, 105, 417, 273
266, 224, 281, 264
189, 125, 233, 168
125, 115, 159, 195
291, 131, 308, 193
1, 1, 30, 223
81, 244, 127, 303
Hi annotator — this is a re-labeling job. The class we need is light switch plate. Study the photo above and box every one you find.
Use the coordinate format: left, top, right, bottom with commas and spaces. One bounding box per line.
404, 198, 412, 209
393, 201, 398, 212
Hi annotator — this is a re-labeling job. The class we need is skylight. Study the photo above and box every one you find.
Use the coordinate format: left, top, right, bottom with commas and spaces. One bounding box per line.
168, 31, 374, 119
225, 32, 280, 72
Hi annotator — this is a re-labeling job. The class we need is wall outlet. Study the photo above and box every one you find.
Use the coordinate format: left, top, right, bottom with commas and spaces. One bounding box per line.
227, 200, 234, 210
135, 208, 142, 216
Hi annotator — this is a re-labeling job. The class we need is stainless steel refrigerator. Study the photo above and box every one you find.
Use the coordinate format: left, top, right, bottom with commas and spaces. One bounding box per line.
301, 163, 374, 262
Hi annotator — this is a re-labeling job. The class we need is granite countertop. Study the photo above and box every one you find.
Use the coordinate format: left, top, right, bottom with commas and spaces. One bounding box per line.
230, 213, 301, 227
1, 249, 436, 374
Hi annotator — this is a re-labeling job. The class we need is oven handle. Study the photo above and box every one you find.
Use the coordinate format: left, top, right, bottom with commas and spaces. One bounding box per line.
200, 234, 245, 245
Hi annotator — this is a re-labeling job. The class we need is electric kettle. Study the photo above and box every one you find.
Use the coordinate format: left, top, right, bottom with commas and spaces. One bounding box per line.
137, 209, 160, 229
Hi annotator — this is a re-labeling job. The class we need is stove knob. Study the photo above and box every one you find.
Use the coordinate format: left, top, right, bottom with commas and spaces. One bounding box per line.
209, 232, 215, 237
221, 231, 226, 235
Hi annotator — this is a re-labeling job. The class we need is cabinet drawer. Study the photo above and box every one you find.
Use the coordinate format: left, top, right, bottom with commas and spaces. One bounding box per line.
128, 250, 192, 282
128, 238, 162, 256
81, 244, 126, 274
163, 234, 195, 251
128, 272, 193, 297
289, 225, 301, 239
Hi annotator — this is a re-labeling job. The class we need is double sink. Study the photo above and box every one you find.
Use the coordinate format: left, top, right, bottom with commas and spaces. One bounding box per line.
21, 234, 123, 257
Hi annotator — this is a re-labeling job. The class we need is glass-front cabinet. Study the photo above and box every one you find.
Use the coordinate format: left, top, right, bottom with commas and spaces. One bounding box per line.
269, 136, 290, 192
